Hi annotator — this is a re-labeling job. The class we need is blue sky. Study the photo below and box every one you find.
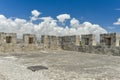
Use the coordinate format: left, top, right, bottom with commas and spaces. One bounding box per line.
0, 0, 120, 33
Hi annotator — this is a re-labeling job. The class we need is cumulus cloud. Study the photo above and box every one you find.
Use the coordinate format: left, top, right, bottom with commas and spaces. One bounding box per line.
57, 14, 70, 23
0, 10, 107, 40
113, 18, 120, 25
30, 10, 41, 21
31, 10, 41, 17
70, 18, 80, 28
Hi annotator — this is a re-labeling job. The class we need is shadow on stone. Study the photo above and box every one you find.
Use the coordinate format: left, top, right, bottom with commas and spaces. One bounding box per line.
27, 65, 48, 72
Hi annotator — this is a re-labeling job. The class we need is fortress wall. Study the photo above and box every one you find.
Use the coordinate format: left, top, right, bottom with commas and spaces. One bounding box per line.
22, 34, 40, 51
0, 33, 40, 53
81, 34, 96, 46
41, 35, 62, 50
100, 33, 120, 47
61, 35, 80, 50
0, 32, 119, 55
0, 33, 17, 52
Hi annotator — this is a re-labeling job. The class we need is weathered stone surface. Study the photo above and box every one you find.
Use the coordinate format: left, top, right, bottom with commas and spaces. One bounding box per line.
100, 33, 120, 47
41, 35, 62, 50
0, 32, 119, 57
22, 34, 39, 51
0, 33, 40, 52
23, 34, 37, 45
41, 35, 80, 50
61, 35, 80, 50
0, 32, 17, 52
81, 34, 96, 46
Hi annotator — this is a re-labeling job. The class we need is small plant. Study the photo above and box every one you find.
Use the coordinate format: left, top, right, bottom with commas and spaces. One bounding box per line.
79, 41, 83, 46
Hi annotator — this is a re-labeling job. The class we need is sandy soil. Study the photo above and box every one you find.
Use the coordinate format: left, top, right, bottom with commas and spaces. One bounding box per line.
0, 50, 120, 80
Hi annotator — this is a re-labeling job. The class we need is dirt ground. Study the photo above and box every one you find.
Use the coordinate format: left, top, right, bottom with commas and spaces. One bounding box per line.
0, 50, 120, 80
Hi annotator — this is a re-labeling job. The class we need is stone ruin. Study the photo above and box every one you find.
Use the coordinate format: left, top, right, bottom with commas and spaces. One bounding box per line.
0, 31, 119, 56
100, 33, 120, 47
0, 33, 40, 52
41, 35, 62, 50
81, 34, 96, 46
41, 33, 120, 49
78, 33, 120, 56
0, 32, 17, 52
22, 34, 39, 51
23, 34, 37, 45
1, 32, 17, 44
41, 35, 80, 50
61, 35, 80, 50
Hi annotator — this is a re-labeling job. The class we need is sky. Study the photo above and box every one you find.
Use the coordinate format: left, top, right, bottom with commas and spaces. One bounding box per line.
0, 0, 120, 38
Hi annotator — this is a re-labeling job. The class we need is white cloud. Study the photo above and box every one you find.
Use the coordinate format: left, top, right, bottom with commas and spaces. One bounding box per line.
30, 10, 41, 21
0, 15, 6, 20
113, 18, 120, 25
31, 10, 41, 17
0, 10, 107, 40
70, 18, 80, 28
57, 14, 70, 23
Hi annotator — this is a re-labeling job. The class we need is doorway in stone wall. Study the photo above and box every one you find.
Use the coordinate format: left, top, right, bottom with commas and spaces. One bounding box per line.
29, 37, 34, 44
6, 36, 12, 43
105, 37, 111, 46
85, 38, 89, 45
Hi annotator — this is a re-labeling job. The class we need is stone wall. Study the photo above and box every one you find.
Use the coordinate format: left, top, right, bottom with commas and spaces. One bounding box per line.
23, 34, 37, 45
0, 32, 17, 52
61, 35, 80, 50
100, 33, 120, 47
41, 35, 49, 49
22, 34, 39, 51
48, 36, 61, 50
81, 34, 96, 46
41, 35, 80, 50
0, 32, 120, 56
41, 35, 62, 50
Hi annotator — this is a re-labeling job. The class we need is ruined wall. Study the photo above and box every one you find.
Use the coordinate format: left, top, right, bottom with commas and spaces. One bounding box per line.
41, 35, 62, 50
23, 34, 37, 44
22, 34, 39, 51
100, 33, 120, 47
41, 35, 80, 50
61, 35, 80, 50
81, 34, 96, 46
41, 35, 49, 49
0, 32, 119, 55
47, 36, 61, 50
0, 32, 17, 52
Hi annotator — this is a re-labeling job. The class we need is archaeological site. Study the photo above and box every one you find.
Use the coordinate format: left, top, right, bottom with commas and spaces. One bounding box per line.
0, 32, 120, 56
0, 32, 120, 80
